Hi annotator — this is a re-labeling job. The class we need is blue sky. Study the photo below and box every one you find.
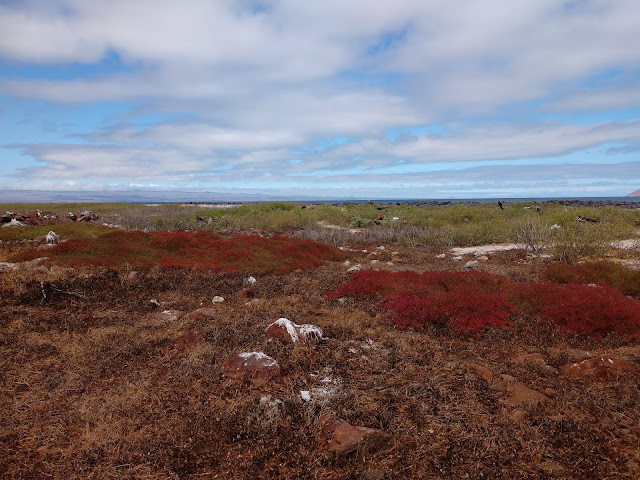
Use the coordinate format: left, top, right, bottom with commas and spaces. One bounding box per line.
0, 0, 639, 199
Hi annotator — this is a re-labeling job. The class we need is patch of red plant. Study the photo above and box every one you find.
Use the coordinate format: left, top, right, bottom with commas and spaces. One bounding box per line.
516, 282, 640, 337
329, 270, 516, 336
543, 261, 640, 297
12, 230, 345, 274
329, 270, 640, 338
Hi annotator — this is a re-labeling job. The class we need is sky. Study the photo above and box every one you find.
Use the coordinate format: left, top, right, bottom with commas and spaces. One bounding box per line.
1, 0, 639, 200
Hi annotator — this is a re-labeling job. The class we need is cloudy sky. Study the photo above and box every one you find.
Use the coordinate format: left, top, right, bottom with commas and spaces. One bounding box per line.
1, 0, 639, 199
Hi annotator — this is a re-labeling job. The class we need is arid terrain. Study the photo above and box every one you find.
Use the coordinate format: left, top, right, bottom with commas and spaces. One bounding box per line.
1, 202, 640, 479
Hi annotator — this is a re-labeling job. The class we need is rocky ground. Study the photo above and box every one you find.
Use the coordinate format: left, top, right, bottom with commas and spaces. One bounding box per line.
1, 237, 640, 479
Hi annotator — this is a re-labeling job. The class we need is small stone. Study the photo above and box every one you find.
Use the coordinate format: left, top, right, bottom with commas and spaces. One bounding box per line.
344, 260, 351, 266
544, 388, 557, 398
468, 362, 494, 381
172, 329, 203, 354
504, 381, 549, 407
477, 255, 489, 261
222, 352, 280, 383
376, 245, 385, 250
156, 309, 182, 322
190, 307, 222, 323
370, 260, 379, 265
320, 416, 393, 456
300, 390, 311, 402
347, 264, 362, 273
464, 260, 479, 269
247, 276, 257, 285
211, 296, 225, 303
436, 253, 446, 259
451, 256, 463, 262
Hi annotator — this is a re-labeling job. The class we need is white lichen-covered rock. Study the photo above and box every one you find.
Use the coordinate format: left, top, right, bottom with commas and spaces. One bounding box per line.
347, 264, 362, 273
222, 351, 281, 382
246, 276, 257, 285
451, 256, 463, 262
266, 317, 323, 344
435, 253, 446, 259
45, 231, 61, 245
211, 296, 225, 303
465, 260, 479, 269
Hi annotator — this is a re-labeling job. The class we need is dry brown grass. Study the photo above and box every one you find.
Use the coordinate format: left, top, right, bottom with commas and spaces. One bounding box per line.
1, 240, 640, 479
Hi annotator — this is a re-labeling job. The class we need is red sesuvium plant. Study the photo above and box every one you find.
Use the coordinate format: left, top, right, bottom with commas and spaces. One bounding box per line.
12, 230, 345, 274
329, 270, 516, 336
543, 261, 640, 297
329, 270, 640, 338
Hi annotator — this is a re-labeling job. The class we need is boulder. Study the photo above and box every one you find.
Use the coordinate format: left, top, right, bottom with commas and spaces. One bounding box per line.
561, 356, 637, 382
222, 352, 280, 383
320, 416, 393, 456
265, 317, 323, 344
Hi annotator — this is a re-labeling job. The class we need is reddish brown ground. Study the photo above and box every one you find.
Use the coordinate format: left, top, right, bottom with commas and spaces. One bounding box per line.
1, 240, 639, 479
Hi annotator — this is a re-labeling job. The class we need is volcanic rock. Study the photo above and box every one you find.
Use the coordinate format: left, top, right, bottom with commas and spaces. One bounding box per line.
173, 329, 203, 354
320, 416, 393, 456
561, 356, 637, 382
265, 317, 323, 344
189, 307, 222, 323
222, 352, 280, 383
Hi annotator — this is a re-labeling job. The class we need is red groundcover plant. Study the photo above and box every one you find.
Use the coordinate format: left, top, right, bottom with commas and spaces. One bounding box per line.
543, 261, 640, 297
329, 270, 516, 336
515, 282, 640, 337
13, 230, 345, 274
329, 270, 640, 338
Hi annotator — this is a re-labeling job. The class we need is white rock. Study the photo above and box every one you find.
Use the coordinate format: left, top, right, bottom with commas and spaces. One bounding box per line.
343, 260, 351, 266
465, 260, 479, 269
392, 217, 399, 221
247, 276, 257, 285
347, 264, 362, 273
212, 296, 225, 303
477, 255, 489, 261
451, 256, 463, 262
376, 245, 385, 250
370, 259, 379, 265
44, 231, 60, 245
300, 390, 311, 402
436, 253, 446, 259
550, 224, 561, 230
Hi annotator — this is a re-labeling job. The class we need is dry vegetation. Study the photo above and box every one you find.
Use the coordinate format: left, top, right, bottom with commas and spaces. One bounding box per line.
1, 201, 640, 479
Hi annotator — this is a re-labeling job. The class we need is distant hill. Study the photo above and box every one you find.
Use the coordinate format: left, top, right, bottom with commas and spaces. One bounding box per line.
628, 190, 640, 197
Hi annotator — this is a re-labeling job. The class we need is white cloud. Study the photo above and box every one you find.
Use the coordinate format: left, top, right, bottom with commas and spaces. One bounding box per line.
1, 0, 639, 196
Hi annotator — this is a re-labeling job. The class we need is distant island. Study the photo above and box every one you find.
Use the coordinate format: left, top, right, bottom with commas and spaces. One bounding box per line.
628, 190, 640, 197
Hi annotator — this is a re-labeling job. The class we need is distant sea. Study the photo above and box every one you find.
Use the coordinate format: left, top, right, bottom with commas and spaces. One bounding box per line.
0, 190, 639, 205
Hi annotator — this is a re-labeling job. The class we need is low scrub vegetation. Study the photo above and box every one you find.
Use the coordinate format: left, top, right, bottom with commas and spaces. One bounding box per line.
11, 230, 345, 273
0, 222, 113, 242
329, 270, 640, 338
